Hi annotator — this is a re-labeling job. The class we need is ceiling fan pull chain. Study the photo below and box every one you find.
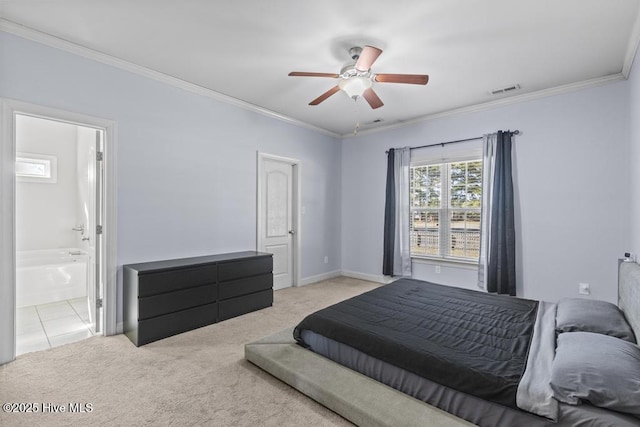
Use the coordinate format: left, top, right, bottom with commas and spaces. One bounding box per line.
353, 97, 361, 135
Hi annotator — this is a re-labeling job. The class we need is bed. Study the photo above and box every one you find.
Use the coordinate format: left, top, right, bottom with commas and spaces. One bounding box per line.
246, 261, 640, 426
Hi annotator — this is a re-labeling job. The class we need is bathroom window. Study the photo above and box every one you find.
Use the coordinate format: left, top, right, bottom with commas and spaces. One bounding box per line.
15, 153, 57, 183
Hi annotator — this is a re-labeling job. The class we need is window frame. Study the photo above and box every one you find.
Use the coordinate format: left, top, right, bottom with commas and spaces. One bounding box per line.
410, 155, 482, 265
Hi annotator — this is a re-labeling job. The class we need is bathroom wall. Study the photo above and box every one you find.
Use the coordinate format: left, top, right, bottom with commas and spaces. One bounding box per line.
15, 115, 79, 251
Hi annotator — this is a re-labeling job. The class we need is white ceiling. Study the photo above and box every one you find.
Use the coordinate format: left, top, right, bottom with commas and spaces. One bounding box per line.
1, 0, 640, 136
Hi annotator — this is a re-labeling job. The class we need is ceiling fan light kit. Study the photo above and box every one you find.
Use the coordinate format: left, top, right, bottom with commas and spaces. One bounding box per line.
338, 76, 372, 99
288, 45, 429, 110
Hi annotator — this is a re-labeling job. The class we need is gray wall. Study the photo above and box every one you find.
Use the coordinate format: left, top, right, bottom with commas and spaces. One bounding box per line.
629, 49, 640, 262
1, 32, 343, 323
1, 29, 635, 318
342, 82, 630, 303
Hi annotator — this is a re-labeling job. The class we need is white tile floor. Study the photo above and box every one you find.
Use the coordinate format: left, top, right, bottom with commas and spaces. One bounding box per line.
16, 297, 95, 356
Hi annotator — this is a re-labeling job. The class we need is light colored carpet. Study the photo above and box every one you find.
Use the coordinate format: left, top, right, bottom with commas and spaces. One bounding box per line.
0, 277, 379, 427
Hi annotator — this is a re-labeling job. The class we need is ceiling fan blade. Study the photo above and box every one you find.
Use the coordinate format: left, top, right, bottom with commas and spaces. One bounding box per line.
288, 72, 340, 78
309, 85, 341, 105
374, 74, 429, 85
355, 45, 383, 72
362, 88, 384, 109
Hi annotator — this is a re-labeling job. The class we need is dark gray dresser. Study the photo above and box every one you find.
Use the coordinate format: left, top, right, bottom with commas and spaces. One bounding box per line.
123, 251, 273, 346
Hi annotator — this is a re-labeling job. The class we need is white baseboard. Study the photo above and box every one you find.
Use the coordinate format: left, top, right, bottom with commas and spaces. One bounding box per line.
340, 270, 395, 285
298, 270, 342, 287
115, 322, 123, 335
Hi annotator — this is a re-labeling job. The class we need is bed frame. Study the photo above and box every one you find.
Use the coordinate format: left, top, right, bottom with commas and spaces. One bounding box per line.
245, 261, 640, 427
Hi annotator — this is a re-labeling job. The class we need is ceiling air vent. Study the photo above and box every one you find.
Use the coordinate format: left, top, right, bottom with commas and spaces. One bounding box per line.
489, 84, 521, 95
366, 118, 384, 125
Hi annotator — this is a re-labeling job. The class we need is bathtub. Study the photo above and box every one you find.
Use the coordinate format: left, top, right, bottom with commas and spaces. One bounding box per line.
16, 248, 89, 308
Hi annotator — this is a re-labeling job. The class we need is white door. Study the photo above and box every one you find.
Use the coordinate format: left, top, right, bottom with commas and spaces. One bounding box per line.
260, 157, 294, 289
92, 129, 104, 333
73, 126, 103, 335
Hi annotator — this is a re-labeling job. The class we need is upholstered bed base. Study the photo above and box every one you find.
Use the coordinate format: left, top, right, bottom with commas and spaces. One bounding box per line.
244, 327, 473, 427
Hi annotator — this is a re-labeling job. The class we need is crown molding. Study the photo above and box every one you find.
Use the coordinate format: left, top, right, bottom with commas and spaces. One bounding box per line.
343, 73, 626, 138
622, 9, 640, 78
0, 19, 341, 139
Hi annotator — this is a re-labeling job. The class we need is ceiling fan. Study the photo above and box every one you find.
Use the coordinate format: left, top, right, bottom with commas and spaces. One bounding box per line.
288, 45, 429, 109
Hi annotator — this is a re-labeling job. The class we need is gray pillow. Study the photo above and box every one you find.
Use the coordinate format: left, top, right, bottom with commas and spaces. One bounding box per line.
556, 298, 636, 343
550, 332, 640, 417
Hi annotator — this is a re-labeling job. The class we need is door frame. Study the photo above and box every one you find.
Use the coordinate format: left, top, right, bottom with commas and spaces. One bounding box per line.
0, 99, 118, 364
256, 152, 301, 288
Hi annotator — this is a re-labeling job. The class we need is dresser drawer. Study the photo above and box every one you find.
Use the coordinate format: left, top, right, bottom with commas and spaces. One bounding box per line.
218, 273, 272, 300
138, 264, 217, 297
219, 289, 273, 321
138, 284, 216, 320
136, 303, 217, 346
218, 256, 272, 282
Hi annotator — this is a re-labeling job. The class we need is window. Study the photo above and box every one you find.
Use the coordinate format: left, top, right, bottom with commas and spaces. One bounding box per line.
15, 153, 57, 183
410, 159, 482, 262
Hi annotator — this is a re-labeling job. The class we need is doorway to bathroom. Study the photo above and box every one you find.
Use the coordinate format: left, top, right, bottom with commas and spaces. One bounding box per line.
14, 114, 104, 355
1, 101, 117, 365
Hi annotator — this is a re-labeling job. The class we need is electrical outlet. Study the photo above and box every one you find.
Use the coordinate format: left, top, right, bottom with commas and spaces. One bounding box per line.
579, 283, 590, 295
324, 256, 328, 264
435, 265, 441, 274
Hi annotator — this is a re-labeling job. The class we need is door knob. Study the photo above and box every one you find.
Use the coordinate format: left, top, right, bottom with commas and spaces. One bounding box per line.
288, 230, 295, 235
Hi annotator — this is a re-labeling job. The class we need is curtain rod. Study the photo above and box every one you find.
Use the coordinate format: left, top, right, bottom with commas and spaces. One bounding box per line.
385, 130, 520, 154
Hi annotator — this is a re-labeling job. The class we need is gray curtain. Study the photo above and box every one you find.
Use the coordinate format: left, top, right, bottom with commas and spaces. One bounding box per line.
383, 149, 396, 276
485, 131, 516, 295
477, 134, 495, 291
383, 147, 411, 277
